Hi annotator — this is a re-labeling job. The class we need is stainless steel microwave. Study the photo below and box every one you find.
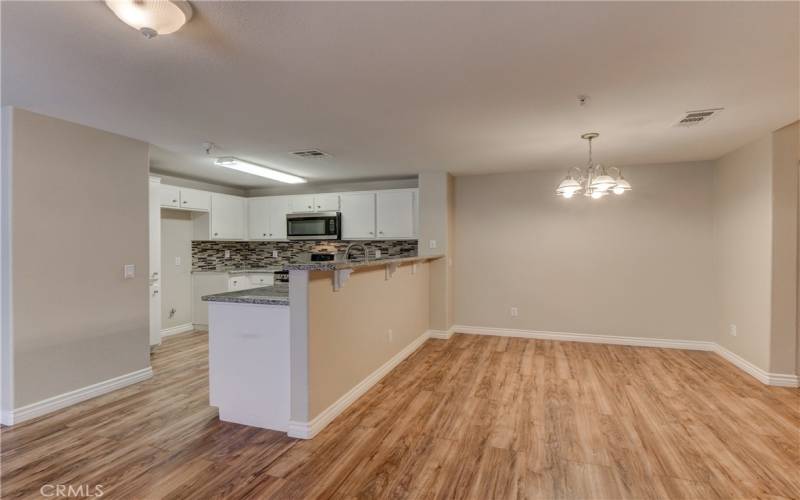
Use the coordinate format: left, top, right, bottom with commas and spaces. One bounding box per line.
287, 212, 341, 240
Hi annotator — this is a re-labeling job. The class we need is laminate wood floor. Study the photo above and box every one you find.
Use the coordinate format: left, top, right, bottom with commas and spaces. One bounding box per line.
2, 331, 799, 499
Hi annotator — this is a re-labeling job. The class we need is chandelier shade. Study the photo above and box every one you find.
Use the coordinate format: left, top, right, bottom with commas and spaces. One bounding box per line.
555, 133, 631, 200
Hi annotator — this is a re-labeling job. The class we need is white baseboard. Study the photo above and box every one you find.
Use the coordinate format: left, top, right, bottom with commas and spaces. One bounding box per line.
427, 328, 454, 340
288, 330, 430, 439
1, 367, 153, 426
452, 324, 799, 388
713, 345, 799, 387
453, 324, 716, 351
160, 323, 194, 338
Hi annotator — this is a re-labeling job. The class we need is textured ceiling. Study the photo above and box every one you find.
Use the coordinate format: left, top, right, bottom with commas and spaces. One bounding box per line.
2, 1, 798, 187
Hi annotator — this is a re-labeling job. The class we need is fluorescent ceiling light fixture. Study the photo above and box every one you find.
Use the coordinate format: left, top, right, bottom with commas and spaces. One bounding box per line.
105, 0, 192, 39
214, 157, 306, 184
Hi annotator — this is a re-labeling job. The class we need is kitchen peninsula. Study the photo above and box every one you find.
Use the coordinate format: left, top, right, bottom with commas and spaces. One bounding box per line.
203, 254, 443, 438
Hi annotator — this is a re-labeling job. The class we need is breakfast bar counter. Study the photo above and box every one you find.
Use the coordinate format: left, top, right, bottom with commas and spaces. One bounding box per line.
203, 253, 443, 438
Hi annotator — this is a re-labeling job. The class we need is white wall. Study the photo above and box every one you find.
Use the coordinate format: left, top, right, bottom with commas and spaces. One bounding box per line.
454, 162, 716, 341
160, 209, 193, 330
4, 108, 150, 408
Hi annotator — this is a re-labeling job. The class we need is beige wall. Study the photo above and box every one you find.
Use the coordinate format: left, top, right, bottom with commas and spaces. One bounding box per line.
770, 122, 799, 375
7, 108, 150, 407
419, 172, 455, 331
712, 136, 774, 371
160, 209, 193, 329
306, 262, 430, 418
454, 162, 716, 341
713, 123, 799, 375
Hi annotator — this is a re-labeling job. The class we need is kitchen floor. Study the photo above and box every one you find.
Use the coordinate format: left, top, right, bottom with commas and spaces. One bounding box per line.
1, 332, 798, 499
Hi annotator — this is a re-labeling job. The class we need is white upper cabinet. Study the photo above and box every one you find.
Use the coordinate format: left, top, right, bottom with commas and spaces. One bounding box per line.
268, 197, 291, 240
179, 188, 210, 211
314, 194, 340, 212
248, 197, 270, 240
210, 193, 246, 240
340, 192, 376, 239
376, 190, 416, 239
159, 185, 210, 211
248, 197, 290, 240
288, 194, 340, 213
160, 184, 180, 208
289, 195, 315, 213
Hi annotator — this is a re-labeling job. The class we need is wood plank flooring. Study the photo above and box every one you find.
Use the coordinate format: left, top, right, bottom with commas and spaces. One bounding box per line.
2, 331, 799, 499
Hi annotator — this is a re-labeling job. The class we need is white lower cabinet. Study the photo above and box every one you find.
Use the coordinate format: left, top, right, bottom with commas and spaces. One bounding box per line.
340, 192, 376, 239
210, 193, 246, 240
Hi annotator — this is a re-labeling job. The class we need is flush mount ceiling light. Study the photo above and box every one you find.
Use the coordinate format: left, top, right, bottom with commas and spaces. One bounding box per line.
105, 0, 193, 39
555, 133, 632, 200
214, 157, 307, 184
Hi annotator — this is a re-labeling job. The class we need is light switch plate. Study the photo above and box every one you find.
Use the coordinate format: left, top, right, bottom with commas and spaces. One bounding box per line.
175, 256, 181, 266
272, 250, 279, 258
123, 264, 135, 279
429, 240, 437, 249
224, 250, 231, 258
375, 249, 382, 258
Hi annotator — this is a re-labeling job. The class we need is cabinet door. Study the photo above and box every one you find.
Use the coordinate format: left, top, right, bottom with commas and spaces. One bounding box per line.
160, 184, 180, 208
376, 190, 416, 239
179, 188, 210, 211
340, 192, 376, 239
289, 195, 315, 213
248, 274, 274, 287
211, 193, 246, 240
228, 276, 247, 291
247, 197, 271, 240
314, 194, 340, 212
268, 198, 291, 240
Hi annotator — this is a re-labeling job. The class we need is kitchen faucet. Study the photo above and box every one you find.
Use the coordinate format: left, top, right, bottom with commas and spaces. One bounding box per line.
344, 242, 368, 262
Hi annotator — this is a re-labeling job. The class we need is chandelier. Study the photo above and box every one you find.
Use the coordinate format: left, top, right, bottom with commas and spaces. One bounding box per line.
555, 133, 631, 199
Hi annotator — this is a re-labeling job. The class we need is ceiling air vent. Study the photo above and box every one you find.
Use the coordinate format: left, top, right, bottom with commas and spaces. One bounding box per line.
291, 149, 331, 159
674, 108, 724, 127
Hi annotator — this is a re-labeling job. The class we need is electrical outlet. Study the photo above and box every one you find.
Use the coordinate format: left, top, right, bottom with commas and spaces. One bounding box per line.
388, 329, 393, 342
224, 250, 231, 258
510, 307, 519, 317
272, 250, 279, 258
429, 239, 437, 249
375, 249, 382, 258
123, 264, 135, 279
175, 256, 181, 266
729, 324, 737, 336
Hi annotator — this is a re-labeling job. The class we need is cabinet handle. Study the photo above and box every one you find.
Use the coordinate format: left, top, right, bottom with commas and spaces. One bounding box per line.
172, 199, 177, 203
269, 233, 273, 236
317, 205, 321, 209
369, 231, 374, 235
214, 232, 218, 236
379, 231, 384, 234
182, 200, 187, 204
308, 205, 312, 209
262, 233, 267, 237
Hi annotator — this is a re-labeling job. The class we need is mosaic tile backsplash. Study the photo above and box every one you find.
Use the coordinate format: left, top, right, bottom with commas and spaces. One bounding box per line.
192, 240, 418, 271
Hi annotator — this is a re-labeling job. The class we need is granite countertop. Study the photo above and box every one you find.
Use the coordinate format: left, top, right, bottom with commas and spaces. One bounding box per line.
282, 254, 444, 271
202, 284, 289, 305
192, 267, 284, 274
